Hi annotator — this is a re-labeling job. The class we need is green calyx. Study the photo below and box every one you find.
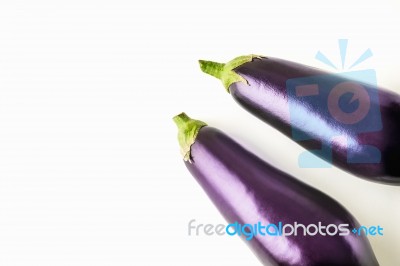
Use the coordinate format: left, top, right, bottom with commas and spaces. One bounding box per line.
198, 54, 264, 92
173, 112, 207, 162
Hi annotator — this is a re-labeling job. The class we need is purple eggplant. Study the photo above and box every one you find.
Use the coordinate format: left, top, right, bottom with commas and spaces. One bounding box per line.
174, 112, 378, 266
199, 55, 400, 185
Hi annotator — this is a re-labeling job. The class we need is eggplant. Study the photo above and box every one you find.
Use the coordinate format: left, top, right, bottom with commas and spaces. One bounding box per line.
199, 55, 400, 185
174, 112, 378, 266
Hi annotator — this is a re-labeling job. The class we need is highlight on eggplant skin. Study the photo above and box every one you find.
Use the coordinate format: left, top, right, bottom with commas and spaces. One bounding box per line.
199, 55, 400, 185
174, 112, 379, 266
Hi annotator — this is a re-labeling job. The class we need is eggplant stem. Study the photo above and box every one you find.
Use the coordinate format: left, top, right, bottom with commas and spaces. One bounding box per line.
199, 55, 264, 92
173, 112, 207, 162
198, 60, 225, 79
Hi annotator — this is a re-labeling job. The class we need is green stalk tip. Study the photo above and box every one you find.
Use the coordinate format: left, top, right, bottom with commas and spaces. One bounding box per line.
198, 54, 264, 92
173, 112, 207, 162
198, 60, 225, 79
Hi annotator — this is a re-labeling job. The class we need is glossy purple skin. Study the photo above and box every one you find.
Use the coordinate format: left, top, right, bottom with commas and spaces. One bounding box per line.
229, 57, 400, 184
185, 126, 378, 266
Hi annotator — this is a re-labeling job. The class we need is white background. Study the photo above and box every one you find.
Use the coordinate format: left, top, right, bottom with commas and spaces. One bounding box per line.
0, 1, 399, 265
